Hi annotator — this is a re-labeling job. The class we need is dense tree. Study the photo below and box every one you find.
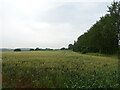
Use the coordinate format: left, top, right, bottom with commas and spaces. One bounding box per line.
35, 48, 40, 51
14, 49, 21, 51
61, 47, 68, 50
30, 49, 34, 51
72, 1, 119, 54
68, 44, 73, 50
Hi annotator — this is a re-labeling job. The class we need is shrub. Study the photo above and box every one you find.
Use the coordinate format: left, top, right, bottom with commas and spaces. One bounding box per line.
14, 49, 21, 51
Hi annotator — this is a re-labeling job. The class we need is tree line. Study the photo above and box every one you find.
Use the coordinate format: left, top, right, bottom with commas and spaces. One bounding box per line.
68, 1, 120, 54
14, 47, 68, 51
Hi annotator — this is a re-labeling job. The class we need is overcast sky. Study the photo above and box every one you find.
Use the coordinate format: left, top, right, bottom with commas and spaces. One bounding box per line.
0, 0, 113, 49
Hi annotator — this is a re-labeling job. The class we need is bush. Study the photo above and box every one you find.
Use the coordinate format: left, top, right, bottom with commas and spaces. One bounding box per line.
30, 49, 34, 51
14, 49, 21, 51
81, 47, 88, 54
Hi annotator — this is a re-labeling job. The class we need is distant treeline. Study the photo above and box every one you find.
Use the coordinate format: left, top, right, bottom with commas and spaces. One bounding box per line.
29, 47, 68, 51
69, 1, 120, 54
14, 47, 68, 51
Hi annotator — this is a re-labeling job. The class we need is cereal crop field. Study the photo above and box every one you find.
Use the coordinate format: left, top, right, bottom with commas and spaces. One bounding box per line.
2, 50, 118, 88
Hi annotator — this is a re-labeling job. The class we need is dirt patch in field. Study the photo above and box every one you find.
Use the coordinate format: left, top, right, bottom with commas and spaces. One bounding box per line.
14, 78, 33, 88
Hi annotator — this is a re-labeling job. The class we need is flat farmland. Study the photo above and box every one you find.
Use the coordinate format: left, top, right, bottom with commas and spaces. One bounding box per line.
2, 51, 118, 88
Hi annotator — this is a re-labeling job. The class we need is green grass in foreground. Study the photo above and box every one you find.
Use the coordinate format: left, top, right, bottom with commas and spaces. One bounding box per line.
2, 50, 119, 88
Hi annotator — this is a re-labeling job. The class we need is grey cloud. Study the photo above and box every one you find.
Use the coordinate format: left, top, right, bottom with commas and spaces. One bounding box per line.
38, 2, 110, 24
1, 1, 112, 48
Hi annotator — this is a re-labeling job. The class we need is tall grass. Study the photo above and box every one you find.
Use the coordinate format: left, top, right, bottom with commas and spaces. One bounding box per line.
2, 51, 118, 88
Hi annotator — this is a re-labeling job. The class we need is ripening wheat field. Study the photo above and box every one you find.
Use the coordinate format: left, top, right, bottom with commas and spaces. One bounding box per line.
2, 50, 119, 88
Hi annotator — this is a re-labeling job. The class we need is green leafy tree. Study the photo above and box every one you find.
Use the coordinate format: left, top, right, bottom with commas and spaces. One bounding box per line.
68, 44, 73, 50
14, 49, 21, 51
72, 1, 119, 54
